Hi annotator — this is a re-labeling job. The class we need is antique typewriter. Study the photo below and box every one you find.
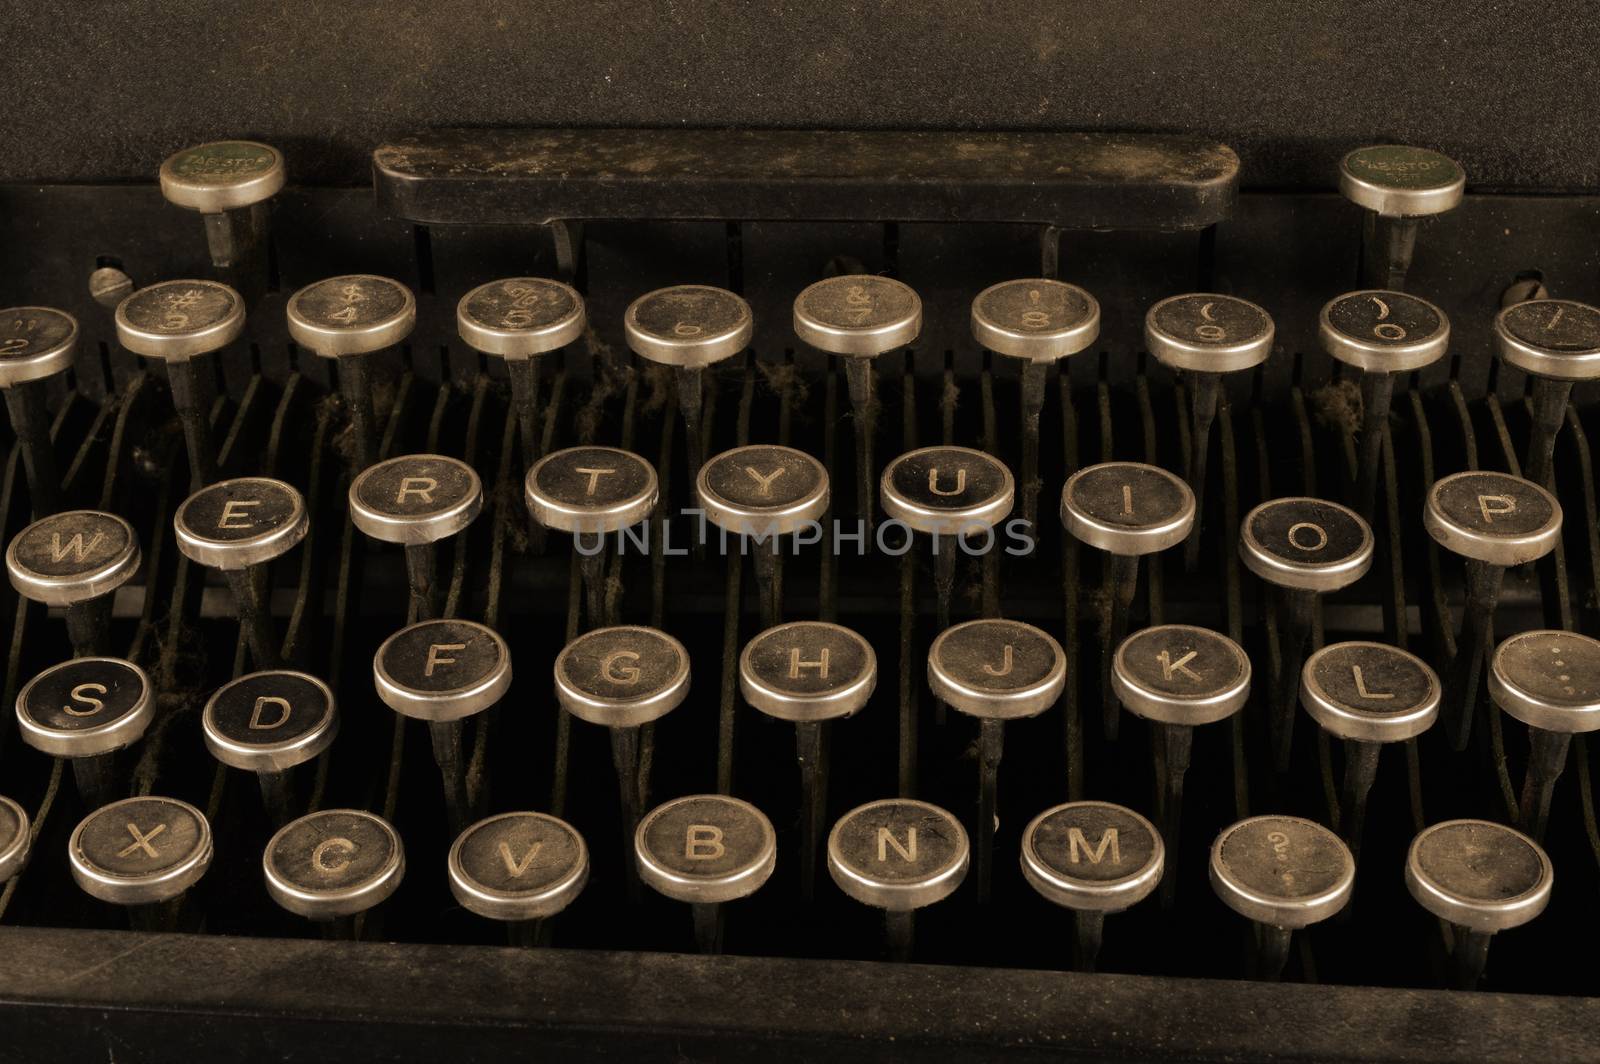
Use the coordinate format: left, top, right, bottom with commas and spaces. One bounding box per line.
2, 13, 1599, 1061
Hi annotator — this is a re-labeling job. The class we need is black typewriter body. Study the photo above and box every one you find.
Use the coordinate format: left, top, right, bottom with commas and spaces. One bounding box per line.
3, 4, 1600, 1061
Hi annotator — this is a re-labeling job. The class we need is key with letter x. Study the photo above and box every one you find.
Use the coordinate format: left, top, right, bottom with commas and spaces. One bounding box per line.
69, 795, 212, 931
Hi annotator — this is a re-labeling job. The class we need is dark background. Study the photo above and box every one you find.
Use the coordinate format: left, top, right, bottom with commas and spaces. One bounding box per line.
4, 0, 1595, 189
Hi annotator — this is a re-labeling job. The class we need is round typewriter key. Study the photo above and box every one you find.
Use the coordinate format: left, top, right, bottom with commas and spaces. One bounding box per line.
265, 809, 405, 929
1339, 146, 1465, 291
1063, 461, 1196, 742
1146, 293, 1273, 569
1301, 642, 1440, 856
699, 444, 829, 627
203, 670, 338, 826
1494, 299, 1600, 485
1321, 291, 1451, 519
458, 277, 585, 469
116, 279, 245, 488
1405, 819, 1552, 989
930, 619, 1065, 902
1210, 814, 1355, 981
795, 275, 922, 527
829, 799, 969, 961
159, 140, 285, 270
69, 796, 212, 928
1424, 471, 1562, 750
626, 284, 753, 484
450, 812, 589, 944
288, 275, 417, 471
1241, 497, 1373, 772
526, 445, 659, 628
636, 794, 776, 953
17, 657, 152, 807
0, 306, 77, 515
375, 619, 511, 834
556, 625, 689, 876
972, 279, 1099, 526
0, 796, 31, 884
1021, 801, 1163, 971
881, 446, 1014, 639
1489, 630, 1600, 843
175, 476, 307, 668
741, 621, 875, 900
7, 509, 140, 656
1114, 624, 1250, 903
350, 454, 483, 622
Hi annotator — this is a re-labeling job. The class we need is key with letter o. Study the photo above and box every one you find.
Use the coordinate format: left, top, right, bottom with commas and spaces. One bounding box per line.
1240, 497, 1373, 772
635, 794, 776, 953
265, 809, 405, 927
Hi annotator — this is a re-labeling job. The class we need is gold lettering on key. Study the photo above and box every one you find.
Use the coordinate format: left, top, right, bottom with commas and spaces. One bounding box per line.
1121, 484, 1134, 516
396, 477, 437, 504
1351, 666, 1393, 700
1370, 296, 1407, 341
1287, 521, 1328, 552
249, 696, 293, 729
49, 531, 106, 564
928, 468, 966, 497
685, 825, 725, 860
981, 644, 1015, 677
1021, 289, 1050, 329
742, 466, 784, 497
497, 841, 542, 877
425, 643, 467, 676
1067, 827, 1120, 865
877, 826, 917, 863
118, 822, 166, 859
1158, 650, 1201, 683
1478, 495, 1517, 523
1196, 301, 1225, 341
574, 467, 615, 496
218, 498, 260, 529
64, 682, 108, 717
312, 837, 355, 875
845, 285, 873, 325
1268, 829, 1296, 889
788, 647, 831, 679
601, 650, 642, 685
